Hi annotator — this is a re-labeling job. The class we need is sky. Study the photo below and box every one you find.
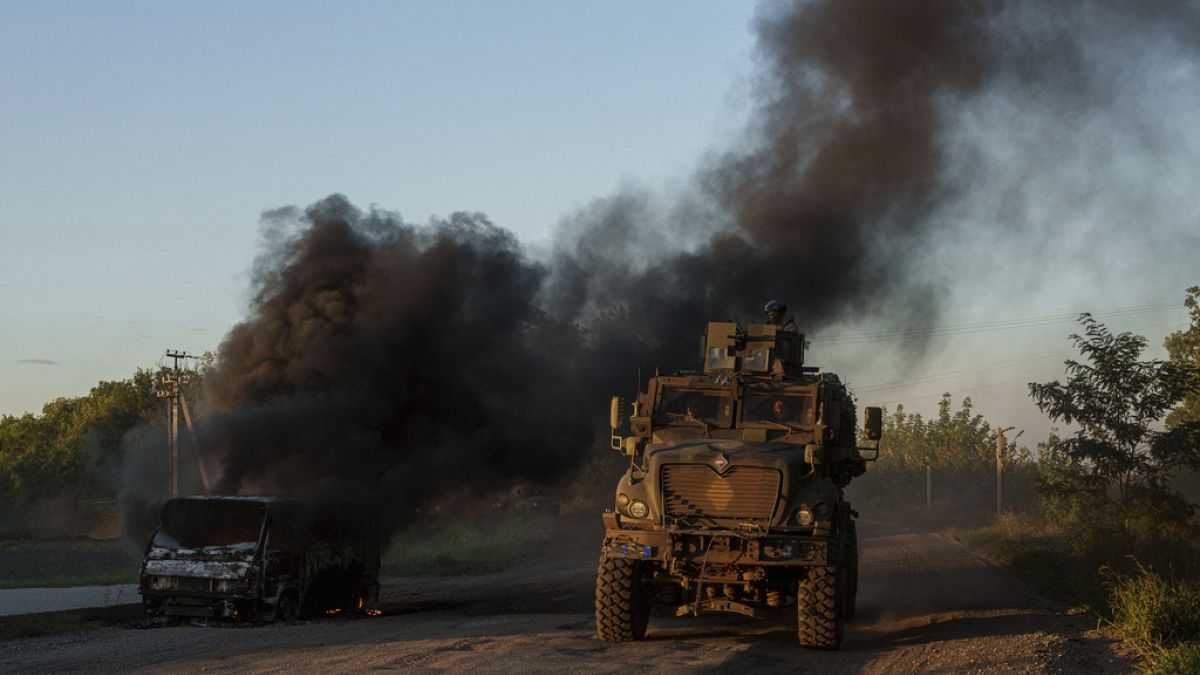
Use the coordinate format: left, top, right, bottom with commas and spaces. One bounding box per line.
0, 1, 757, 415
1, 1, 1196, 445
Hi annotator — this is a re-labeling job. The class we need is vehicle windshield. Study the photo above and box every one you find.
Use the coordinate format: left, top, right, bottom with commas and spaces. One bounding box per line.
152, 500, 266, 550
654, 389, 731, 427
742, 393, 814, 427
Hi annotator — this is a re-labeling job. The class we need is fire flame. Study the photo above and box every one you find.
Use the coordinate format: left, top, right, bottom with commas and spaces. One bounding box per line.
366, 609, 383, 616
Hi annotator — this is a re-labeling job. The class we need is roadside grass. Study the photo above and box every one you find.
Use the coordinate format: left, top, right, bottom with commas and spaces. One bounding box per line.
383, 512, 561, 577
0, 539, 139, 589
1143, 641, 1200, 674
952, 514, 1107, 612
1106, 569, 1200, 674
955, 512, 1200, 673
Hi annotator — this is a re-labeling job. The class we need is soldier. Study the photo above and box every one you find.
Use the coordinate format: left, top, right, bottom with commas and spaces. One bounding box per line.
763, 300, 798, 331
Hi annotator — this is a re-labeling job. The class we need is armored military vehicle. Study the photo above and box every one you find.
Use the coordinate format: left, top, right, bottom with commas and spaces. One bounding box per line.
140, 496, 380, 621
595, 319, 882, 649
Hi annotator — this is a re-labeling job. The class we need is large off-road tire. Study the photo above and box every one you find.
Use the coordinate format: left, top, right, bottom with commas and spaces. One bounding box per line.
796, 565, 846, 650
846, 520, 859, 621
595, 556, 650, 642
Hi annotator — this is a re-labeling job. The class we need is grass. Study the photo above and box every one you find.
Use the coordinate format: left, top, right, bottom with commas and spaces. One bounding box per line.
382, 513, 561, 577
0, 538, 140, 589
1145, 642, 1200, 674
1107, 568, 1200, 648
1105, 568, 1200, 674
952, 513, 1103, 611
955, 512, 1200, 673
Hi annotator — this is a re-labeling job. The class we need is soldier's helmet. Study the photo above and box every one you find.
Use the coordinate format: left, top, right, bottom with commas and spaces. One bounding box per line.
764, 300, 787, 323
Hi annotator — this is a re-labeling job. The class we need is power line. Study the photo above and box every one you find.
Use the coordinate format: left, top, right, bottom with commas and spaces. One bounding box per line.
811, 301, 1180, 346
852, 317, 1189, 395
855, 318, 1189, 407
851, 350, 1070, 394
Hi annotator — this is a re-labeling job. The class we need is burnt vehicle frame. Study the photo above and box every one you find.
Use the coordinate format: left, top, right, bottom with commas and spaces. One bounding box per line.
596, 320, 882, 649
139, 495, 380, 621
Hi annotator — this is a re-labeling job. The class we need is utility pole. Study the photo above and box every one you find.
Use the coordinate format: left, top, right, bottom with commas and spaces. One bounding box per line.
926, 464, 932, 512
926, 443, 937, 513
995, 426, 1023, 518
157, 350, 209, 497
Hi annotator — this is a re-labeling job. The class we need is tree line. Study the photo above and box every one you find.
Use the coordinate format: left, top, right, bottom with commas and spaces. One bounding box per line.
851, 286, 1200, 528
0, 361, 207, 537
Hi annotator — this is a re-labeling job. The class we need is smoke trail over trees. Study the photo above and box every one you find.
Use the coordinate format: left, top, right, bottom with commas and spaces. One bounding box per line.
547, 0, 984, 356
189, 2, 985, 531
164, 0, 1200, 535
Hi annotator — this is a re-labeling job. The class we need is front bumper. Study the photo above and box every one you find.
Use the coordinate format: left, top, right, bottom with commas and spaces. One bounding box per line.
140, 591, 255, 618
140, 577, 259, 619
600, 511, 829, 567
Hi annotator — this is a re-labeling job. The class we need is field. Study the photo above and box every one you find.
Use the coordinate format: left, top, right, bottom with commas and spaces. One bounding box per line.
0, 539, 140, 589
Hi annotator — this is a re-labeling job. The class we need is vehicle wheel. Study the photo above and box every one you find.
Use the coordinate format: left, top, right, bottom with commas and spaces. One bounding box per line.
845, 520, 859, 621
796, 565, 845, 650
266, 591, 299, 623
595, 555, 650, 642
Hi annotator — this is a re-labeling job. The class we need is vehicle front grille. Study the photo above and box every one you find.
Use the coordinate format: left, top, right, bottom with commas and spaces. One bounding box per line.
661, 464, 781, 521
146, 575, 237, 593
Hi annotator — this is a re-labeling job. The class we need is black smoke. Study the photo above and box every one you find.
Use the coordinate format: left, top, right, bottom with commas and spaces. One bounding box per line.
181, 0, 1200, 537
192, 1, 990, 534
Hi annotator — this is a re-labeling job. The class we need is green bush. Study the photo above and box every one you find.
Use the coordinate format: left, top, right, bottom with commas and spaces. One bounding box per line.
1107, 568, 1200, 650
1146, 642, 1200, 675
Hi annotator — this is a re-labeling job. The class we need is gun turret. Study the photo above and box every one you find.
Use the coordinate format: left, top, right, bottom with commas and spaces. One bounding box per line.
702, 321, 810, 376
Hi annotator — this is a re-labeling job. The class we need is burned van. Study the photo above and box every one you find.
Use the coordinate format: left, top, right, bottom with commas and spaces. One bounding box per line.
139, 496, 380, 621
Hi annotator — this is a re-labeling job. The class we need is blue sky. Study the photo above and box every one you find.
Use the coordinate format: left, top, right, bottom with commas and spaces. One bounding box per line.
0, 1, 757, 415
2, 2, 1196, 440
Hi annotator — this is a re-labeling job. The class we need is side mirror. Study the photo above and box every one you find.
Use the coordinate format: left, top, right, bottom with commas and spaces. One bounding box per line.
863, 406, 883, 441
610, 396, 625, 431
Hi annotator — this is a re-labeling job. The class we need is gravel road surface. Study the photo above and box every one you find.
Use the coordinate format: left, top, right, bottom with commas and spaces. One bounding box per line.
0, 519, 1132, 673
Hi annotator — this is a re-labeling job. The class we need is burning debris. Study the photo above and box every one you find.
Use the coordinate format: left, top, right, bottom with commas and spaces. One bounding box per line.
139, 496, 380, 622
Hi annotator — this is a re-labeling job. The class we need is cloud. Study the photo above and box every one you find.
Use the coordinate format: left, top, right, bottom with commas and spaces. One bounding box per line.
16, 358, 57, 366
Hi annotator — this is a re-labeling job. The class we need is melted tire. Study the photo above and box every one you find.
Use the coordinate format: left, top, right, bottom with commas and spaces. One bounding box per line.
797, 565, 846, 650
263, 590, 299, 623
595, 556, 650, 642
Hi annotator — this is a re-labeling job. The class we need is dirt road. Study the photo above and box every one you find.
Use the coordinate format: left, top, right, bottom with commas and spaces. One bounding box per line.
1, 520, 1131, 673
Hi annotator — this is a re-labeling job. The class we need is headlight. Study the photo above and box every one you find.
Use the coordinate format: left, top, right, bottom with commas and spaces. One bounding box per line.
616, 493, 630, 508
814, 502, 831, 518
795, 505, 814, 526
628, 500, 649, 519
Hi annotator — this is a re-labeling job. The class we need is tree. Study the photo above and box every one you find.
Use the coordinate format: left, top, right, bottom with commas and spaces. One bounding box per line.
0, 369, 161, 515
1028, 314, 1200, 513
876, 395, 993, 470
1164, 286, 1200, 428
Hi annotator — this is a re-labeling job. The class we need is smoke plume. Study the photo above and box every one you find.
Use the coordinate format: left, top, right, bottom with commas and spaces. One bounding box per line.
175, 0, 1200, 537
193, 1, 989, 532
